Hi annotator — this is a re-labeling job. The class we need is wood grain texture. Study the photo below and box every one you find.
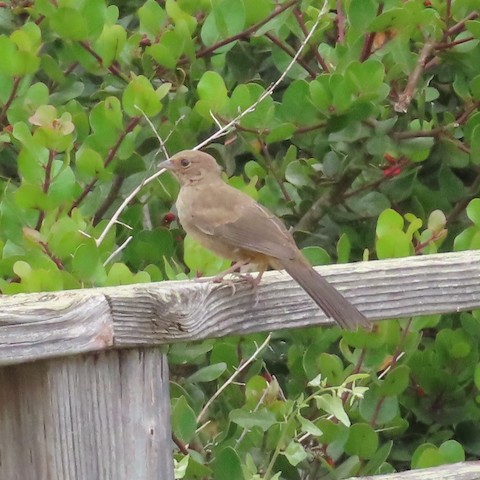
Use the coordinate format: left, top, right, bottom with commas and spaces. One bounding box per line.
1, 251, 480, 363
0, 349, 173, 480
348, 461, 480, 479
107, 250, 480, 344
0, 291, 113, 365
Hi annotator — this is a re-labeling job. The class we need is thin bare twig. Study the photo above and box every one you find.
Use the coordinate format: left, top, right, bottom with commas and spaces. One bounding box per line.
293, 7, 329, 72
394, 40, 436, 113
95, 170, 164, 246
103, 236, 133, 266
444, 11, 479, 38
265, 32, 317, 79
336, 0, 345, 43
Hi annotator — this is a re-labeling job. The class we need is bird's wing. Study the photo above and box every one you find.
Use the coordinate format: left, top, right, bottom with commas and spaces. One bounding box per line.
193, 193, 297, 260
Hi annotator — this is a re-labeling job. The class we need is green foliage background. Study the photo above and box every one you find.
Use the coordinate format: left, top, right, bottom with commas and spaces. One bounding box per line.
1, 0, 480, 478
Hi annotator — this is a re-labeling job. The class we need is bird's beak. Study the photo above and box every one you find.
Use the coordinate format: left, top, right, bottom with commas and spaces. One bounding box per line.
158, 158, 174, 171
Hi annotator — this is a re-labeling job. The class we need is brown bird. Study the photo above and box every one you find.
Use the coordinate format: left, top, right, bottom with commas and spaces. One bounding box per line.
160, 150, 369, 330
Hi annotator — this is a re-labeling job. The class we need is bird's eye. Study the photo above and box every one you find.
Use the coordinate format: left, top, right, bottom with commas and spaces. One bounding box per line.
180, 158, 190, 167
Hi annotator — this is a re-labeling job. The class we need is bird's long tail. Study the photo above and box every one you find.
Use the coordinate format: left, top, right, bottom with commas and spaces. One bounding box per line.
279, 256, 369, 330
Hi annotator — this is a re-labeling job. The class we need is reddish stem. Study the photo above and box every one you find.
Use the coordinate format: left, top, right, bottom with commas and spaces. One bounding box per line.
0, 76, 21, 126
69, 116, 141, 215
360, 3, 384, 61
178, 0, 298, 64
35, 149, 56, 231
293, 7, 330, 72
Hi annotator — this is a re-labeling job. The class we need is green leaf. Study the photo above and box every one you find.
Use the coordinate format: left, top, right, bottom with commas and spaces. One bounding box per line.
337, 233, 351, 263
168, 341, 214, 364
360, 389, 398, 425
412, 444, 443, 469
309, 76, 331, 114
317, 353, 344, 385
138, 0, 166, 37
212, 447, 243, 480
201, 0, 245, 50
195, 71, 228, 118
363, 440, 393, 475
301, 246, 330, 266
347, 0, 377, 31
124, 229, 174, 268
376, 230, 411, 259
122, 75, 163, 117
105, 263, 135, 285
183, 234, 230, 277
266, 123, 296, 144
439, 440, 465, 463
186, 363, 226, 383
315, 394, 350, 427
245, 375, 269, 405
76, 147, 105, 177
72, 239, 101, 281
344, 423, 379, 459
49, 164, 77, 203
210, 342, 238, 370
379, 365, 410, 396
349, 191, 391, 217
172, 396, 197, 443
244, 161, 267, 180
298, 415, 323, 437
283, 441, 308, 466
15, 183, 51, 210
346, 60, 386, 97
0, 36, 40, 76
229, 408, 276, 431
17, 147, 48, 184
467, 198, 480, 225
50, 8, 89, 40
285, 160, 314, 188
94, 24, 127, 68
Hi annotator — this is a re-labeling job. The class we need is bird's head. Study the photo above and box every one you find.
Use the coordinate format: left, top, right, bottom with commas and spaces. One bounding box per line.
160, 150, 222, 186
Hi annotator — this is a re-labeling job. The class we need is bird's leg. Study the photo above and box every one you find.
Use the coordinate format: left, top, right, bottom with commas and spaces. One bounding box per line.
211, 260, 250, 283
195, 260, 250, 294
238, 263, 267, 306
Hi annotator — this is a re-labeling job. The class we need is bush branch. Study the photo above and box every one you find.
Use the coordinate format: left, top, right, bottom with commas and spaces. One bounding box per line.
0, 76, 21, 126
178, 0, 298, 64
69, 116, 141, 215
394, 40, 436, 113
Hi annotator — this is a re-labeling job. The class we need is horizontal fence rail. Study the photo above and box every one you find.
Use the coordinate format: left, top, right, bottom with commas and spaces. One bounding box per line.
1, 250, 480, 366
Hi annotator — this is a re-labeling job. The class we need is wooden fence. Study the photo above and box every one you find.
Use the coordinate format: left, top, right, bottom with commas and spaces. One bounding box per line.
1, 250, 480, 479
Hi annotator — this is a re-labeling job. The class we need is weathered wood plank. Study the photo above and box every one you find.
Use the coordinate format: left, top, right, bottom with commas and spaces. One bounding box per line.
348, 461, 480, 479
0, 291, 113, 365
0, 251, 480, 364
0, 349, 174, 480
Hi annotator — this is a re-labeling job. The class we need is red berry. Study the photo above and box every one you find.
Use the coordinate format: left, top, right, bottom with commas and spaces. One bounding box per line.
163, 212, 176, 224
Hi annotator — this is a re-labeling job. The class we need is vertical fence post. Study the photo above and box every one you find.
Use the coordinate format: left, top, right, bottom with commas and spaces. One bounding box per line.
0, 348, 174, 480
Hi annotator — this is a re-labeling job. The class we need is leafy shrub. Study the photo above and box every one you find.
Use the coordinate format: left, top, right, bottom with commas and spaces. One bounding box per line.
0, 0, 479, 478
